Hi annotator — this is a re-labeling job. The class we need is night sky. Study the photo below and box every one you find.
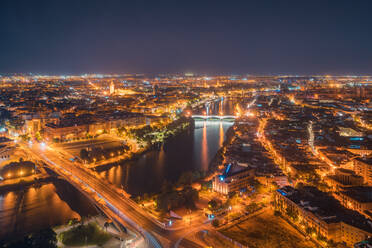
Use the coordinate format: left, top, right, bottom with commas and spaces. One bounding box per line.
1, 0, 372, 75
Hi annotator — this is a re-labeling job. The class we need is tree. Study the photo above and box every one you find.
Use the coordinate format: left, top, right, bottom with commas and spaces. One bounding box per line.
68, 218, 79, 226
184, 187, 199, 209
156, 187, 198, 211
156, 191, 182, 211
28, 228, 57, 248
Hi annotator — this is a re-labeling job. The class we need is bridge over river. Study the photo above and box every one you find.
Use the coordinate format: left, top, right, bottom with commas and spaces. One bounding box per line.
191, 115, 236, 120
21, 142, 204, 248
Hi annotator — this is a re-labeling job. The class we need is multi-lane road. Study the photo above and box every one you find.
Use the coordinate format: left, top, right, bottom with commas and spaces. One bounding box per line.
22, 142, 205, 248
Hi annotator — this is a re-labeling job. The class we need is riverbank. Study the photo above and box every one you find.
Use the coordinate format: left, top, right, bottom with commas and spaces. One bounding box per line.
98, 119, 234, 196
92, 116, 195, 171
0, 178, 98, 241
204, 124, 236, 180
126, 116, 195, 147
0, 173, 54, 193
128, 120, 236, 224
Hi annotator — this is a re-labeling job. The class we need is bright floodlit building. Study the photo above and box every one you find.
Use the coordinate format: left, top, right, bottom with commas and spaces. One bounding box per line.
213, 163, 254, 195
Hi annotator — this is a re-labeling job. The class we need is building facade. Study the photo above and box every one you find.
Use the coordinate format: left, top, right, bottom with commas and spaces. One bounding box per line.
44, 115, 147, 141
213, 163, 255, 194
354, 158, 372, 186
275, 186, 372, 247
335, 187, 372, 218
325, 168, 364, 190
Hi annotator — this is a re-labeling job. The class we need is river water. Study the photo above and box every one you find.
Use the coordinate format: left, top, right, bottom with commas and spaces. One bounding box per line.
98, 98, 236, 195
98, 120, 233, 195
0, 179, 97, 239
0, 98, 236, 239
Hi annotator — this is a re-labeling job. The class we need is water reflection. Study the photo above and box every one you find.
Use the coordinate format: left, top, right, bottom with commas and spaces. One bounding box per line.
0, 180, 97, 239
99, 99, 237, 195
100, 120, 233, 195
0, 184, 76, 238
219, 121, 224, 147
201, 121, 209, 171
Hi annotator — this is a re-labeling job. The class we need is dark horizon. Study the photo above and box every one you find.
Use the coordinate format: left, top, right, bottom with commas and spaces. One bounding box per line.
1, 0, 372, 75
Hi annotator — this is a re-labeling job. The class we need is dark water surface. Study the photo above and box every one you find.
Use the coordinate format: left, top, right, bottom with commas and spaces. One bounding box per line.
99, 120, 233, 195
0, 180, 97, 239
98, 98, 236, 195
0, 98, 237, 238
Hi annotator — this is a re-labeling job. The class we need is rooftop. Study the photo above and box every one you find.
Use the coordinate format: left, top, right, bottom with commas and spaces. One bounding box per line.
222, 163, 253, 178
341, 187, 372, 203
278, 186, 372, 233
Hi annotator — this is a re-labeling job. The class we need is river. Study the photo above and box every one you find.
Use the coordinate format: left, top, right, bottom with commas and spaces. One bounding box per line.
98, 120, 233, 195
0, 98, 237, 239
98, 98, 236, 195
0, 179, 97, 239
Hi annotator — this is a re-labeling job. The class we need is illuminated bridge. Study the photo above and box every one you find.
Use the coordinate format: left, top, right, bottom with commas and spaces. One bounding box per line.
22, 143, 203, 248
191, 115, 237, 120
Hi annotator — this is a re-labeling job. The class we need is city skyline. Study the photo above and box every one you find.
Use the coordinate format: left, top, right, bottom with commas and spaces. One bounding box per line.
1, 1, 372, 247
